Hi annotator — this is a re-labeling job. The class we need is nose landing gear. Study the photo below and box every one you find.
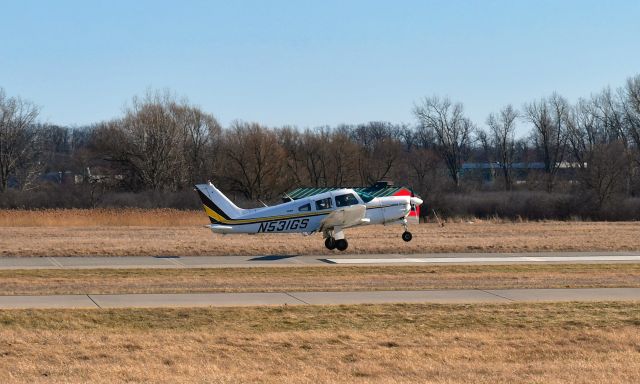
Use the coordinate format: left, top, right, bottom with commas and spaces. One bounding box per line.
401, 219, 413, 242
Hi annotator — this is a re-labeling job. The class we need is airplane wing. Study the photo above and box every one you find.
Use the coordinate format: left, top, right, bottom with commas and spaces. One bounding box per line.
320, 204, 369, 231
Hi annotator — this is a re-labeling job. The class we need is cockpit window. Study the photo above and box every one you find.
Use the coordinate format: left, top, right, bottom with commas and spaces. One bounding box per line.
335, 193, 359, 207
356, 192, 374, 203
298, 203, 311, 212
315, 197, 333, 210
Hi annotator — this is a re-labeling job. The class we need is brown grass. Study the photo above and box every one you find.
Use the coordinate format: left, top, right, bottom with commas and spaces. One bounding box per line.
1, 264, 639, 295
0, 302, 638, 383
2, 217, 640, 256
0, 208, 202, 227
1, 209, 640, 256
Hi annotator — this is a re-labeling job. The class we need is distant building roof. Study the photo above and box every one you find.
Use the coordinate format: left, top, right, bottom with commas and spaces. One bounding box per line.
286, 181, 408, 200
462, 162, 546, 170
462, 162, 583, 170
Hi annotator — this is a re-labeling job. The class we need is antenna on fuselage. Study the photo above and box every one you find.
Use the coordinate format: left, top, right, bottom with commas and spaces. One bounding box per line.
258, 199, 269, 207
282, 192, 294, 202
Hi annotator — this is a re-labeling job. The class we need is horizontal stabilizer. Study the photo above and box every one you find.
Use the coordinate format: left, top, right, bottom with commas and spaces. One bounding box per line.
207, 224, 234, 234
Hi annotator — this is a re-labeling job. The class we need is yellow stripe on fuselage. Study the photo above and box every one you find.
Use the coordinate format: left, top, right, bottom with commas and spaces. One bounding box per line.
203, 203, 404, 225
203, 205, 327, 225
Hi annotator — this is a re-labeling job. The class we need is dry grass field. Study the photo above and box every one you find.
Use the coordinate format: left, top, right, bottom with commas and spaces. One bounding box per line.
0, 209, 202, 227
1, 302, 639, 383
2, 210, 639, 383
1, 264, 639, 295
1, 209, 640, 256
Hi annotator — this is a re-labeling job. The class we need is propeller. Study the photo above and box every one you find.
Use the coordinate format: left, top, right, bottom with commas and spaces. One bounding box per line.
409, 187, 423, 206
410, 196, 423, 206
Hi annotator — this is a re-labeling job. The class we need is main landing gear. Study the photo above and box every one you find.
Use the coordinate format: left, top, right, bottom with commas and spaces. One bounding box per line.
325, 236, 348, 251
324, 220, 414, 251
324, 237, 336, 250
324, 228, 348, 251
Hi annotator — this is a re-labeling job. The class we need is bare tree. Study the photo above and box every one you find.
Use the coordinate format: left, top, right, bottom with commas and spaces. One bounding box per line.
0, 89, 41, 191
277, 126, 358, 188
299, 128, 329, 187
413, 96, 473, 187
94, 90, 221, 191
365, 136, 402, 183
222, 122, 286, 200
349, 122, 403, 185
405, 147, 442, 194
524, 93, 569, 192
487, 105, 518, 190
588, 88, 634, 195
597, 88, 627, 143
172, 104, 221, 185
623, 75, 640, 163
475, 129, 491, 162
582, 142, 628, 209
277, 126, 305, 185
565, 96, 628, 207
566, 97, 603, 168
327, 128, 358, 186
397, 124, 417, 150
119, 91, 184, 190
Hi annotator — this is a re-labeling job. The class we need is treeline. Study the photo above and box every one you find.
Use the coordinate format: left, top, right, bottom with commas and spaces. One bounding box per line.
1, 75, 640, 220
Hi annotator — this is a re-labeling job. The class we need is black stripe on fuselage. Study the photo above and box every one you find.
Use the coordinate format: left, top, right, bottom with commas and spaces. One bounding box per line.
195, 189, 231, 223
213, 204, 401, 226
216, 211, 330, 226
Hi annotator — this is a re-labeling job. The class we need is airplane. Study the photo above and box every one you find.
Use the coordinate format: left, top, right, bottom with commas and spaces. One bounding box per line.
195, 182, 424, 251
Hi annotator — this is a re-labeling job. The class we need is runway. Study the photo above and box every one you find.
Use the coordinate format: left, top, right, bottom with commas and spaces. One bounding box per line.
0, 251, 639, 269
2, 252, 638, 309
0, 288, 638, 309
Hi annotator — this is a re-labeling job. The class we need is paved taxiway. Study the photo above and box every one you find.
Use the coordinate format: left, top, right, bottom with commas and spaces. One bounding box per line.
0, 252, 639, 269
0, 288, 638, 309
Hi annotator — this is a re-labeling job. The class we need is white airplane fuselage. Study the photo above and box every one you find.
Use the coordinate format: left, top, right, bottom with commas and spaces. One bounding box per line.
196, 185, 419, 234
195, 183, 423, 251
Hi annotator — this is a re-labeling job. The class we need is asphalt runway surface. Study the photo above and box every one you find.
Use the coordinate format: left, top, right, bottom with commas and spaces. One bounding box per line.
1, 288, 639, 309
0, 251, 640, 269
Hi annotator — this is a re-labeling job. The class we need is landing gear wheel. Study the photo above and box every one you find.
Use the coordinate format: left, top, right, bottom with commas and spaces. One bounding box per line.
325, 237, 336, 250
335, 239, 348, 251
402, 231, 413, 242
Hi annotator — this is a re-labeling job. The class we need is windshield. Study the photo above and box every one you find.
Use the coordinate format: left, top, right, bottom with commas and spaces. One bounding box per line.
356, 192, 374, 203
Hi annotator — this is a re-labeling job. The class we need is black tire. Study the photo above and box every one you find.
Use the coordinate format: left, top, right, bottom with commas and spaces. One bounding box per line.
335, 239, 348, 251
325, 237, 336, 250
402, 231, 412, 242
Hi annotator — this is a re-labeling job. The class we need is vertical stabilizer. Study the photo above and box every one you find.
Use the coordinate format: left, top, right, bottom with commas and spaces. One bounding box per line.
195, 183, 245, 223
